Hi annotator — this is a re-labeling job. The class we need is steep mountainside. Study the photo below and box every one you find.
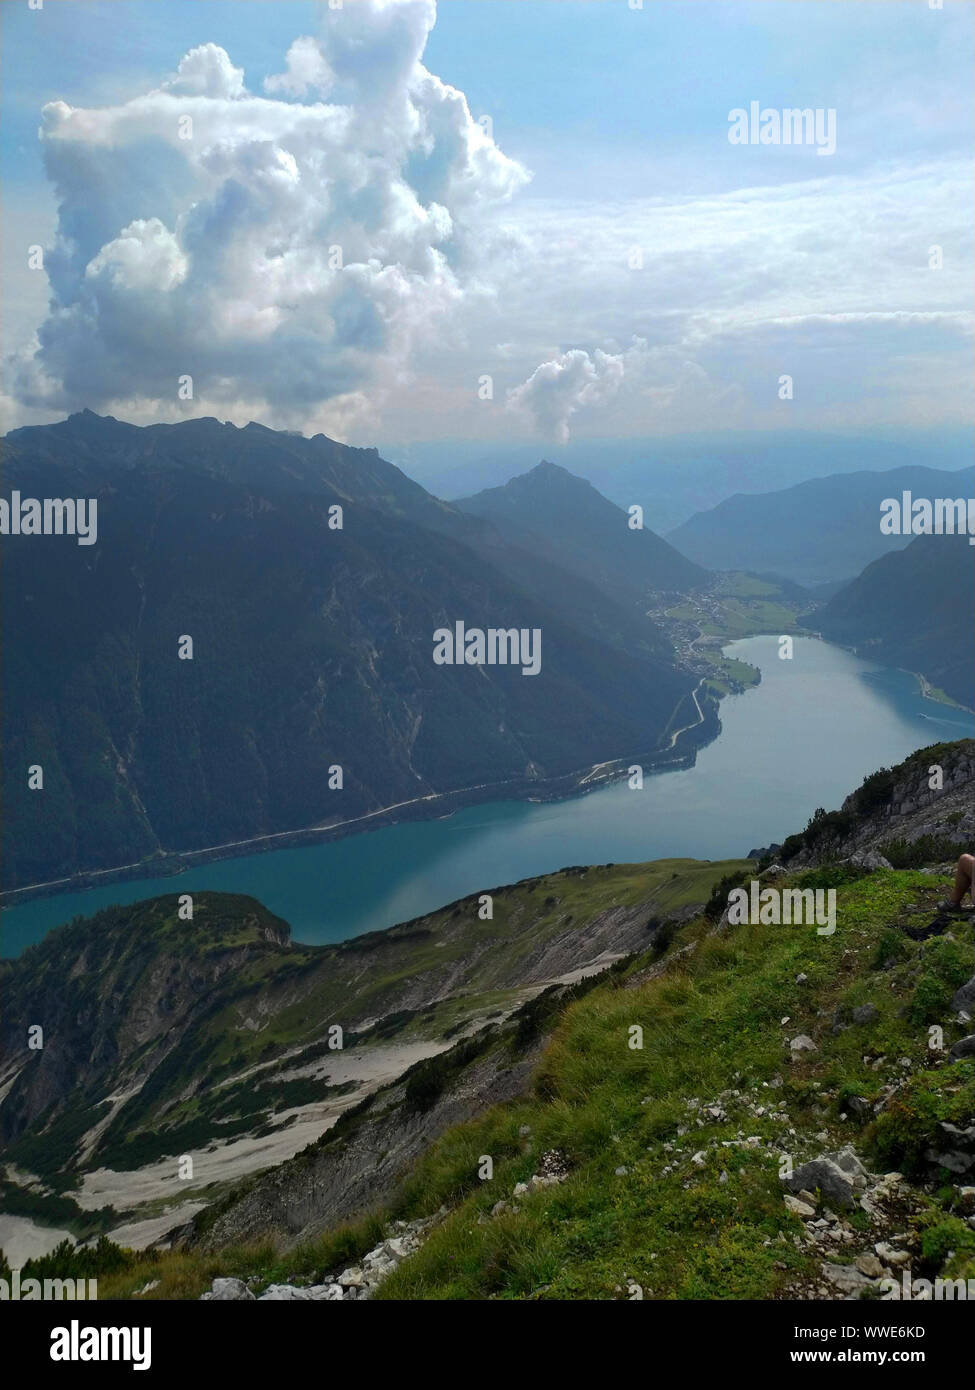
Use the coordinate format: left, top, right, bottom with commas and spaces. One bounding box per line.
815, 534, 974, 709
28, 739, 970, 1303
457, 460, 706, 602
177, 743, 975, 1273
667, 465, 971, 587
0, 859, 742, 1249
776, 738, 975, 867
1, 413, 696, 891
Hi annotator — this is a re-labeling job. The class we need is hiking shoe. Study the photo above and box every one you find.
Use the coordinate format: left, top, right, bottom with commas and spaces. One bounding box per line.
905, 919, 949, 942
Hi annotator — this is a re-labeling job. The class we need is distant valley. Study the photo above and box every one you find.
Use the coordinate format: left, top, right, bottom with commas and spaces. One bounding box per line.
3, 413, 970, 905
668, 464, 972, 588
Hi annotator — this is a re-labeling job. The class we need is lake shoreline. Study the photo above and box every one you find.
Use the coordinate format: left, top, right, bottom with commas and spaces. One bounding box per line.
4, 636, 971, 962
0, 681, 721, 912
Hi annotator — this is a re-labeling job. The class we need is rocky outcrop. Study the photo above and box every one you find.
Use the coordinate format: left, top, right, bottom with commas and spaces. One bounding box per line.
783, 740, 974, 866
783, 1146, 868, 1211
780, 1158, 937, 1299
201, 1211, 441, 1301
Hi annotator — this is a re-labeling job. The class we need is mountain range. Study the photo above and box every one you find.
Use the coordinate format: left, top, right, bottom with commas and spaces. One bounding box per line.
0, 413, 701, 893
390, 427, 975, 533
456, 460, 705, 603
816, 532, 973, 708
668, 465, 972, 587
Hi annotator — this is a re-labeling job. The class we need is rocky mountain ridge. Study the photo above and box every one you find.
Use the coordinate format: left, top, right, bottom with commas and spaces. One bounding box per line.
777, 739, 974, 867
0, 860, 735, 1253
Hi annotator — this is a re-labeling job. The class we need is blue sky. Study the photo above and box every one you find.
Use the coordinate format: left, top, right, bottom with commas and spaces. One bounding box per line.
2, 0, 972, 445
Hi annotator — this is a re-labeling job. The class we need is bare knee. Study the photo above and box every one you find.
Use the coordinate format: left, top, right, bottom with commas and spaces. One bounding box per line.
961, 854, 974, 877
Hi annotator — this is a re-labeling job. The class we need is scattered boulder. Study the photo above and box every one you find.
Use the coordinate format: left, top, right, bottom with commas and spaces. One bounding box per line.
924, 1149, 972, 1175
258, 1284, 303, 1301
846, 852, 893, 872
843, 1095, 873, 1123
783, 1147, 868, 1211
875, 1242, 910, 1268
200, 1277, 255, 1302
952, 974, 975, 1015
820, 1261, 875, 1295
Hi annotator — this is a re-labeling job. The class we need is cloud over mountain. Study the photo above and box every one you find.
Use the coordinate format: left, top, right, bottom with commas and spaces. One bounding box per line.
507, 347, 626, 444
11, 0, 528, 420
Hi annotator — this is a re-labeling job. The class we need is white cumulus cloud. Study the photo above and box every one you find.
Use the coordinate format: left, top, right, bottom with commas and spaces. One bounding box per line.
506, 346, 627, 444
10, 0, 529, 423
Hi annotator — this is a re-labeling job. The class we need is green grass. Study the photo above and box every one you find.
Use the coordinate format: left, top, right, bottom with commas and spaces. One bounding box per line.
368, 869, 974, 1299
2, 858, 753, 1220
80, 861, 975, 1301
696, 598, 802, 640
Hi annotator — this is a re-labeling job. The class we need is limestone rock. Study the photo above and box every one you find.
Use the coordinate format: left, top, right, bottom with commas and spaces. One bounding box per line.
820, 1262, 875, 1295
784, 1149, 866, 1211
200, 1277, 255, 1301
952, 974, 975, 1015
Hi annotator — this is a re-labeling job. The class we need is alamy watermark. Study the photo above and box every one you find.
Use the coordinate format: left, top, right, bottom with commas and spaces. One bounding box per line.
880, 492, 975, 545
727, 881, 836, 935
1, 1268, 98, 1300
433, 621, 542, 676
881, 1268, 975, 1300
728, 103, 836, 156
0, 492, 98, 545
50, 1320, 151, 1371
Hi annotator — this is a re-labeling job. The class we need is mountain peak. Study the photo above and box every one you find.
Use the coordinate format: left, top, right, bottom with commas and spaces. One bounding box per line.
68, 408, 117, 426
529, 458, 573, 480
455, 458, 707, 596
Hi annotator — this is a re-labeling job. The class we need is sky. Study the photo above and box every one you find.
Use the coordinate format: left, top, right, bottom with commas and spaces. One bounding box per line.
1, 0, 972, 451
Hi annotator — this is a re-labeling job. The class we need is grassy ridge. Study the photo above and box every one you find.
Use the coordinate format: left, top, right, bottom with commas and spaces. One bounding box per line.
0, 859, 749, 1226
76, 863, 974, 1300
370, 868, 973, 1300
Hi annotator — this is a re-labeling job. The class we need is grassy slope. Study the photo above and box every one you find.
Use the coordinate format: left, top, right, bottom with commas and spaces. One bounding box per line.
1, 859, 749, 1234
375, 867, 974, 1300
90, 863, 974, 1299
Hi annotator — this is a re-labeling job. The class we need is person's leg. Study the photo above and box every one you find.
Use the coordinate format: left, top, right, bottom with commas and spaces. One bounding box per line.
951, 853, 974, 906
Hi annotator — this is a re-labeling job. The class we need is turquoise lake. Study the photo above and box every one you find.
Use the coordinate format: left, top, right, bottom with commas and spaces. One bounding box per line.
3, 635, 971, 958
